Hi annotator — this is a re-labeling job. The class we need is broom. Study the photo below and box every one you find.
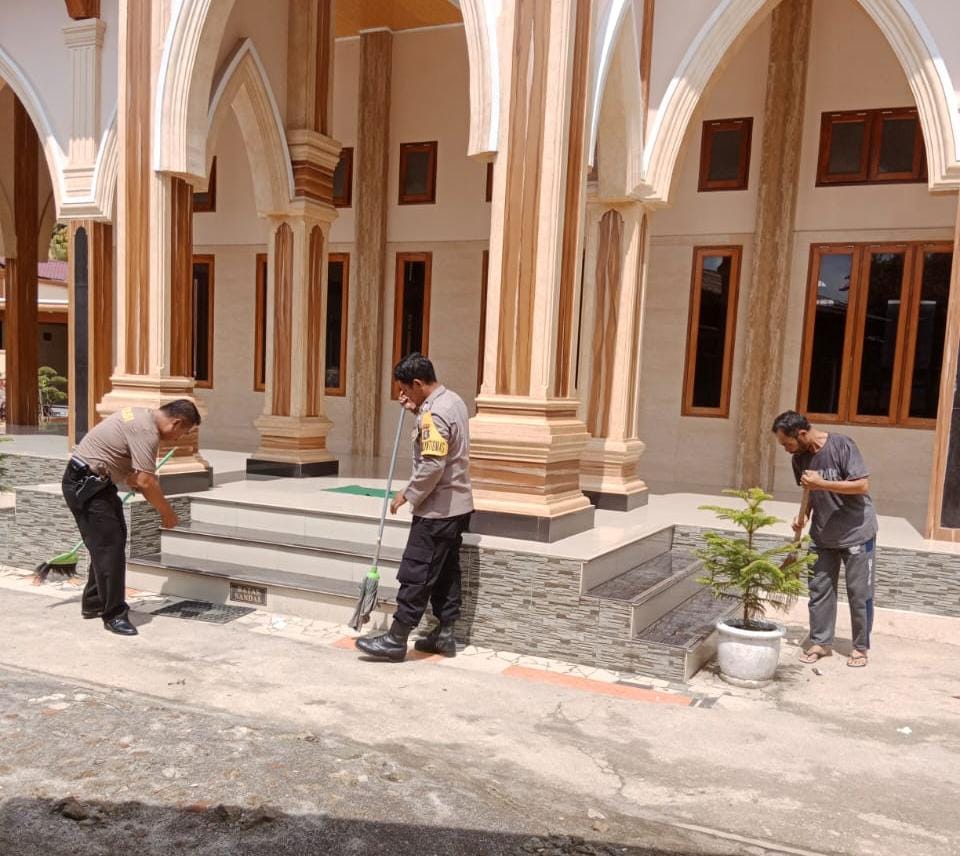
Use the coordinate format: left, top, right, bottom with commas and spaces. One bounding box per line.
349, 406, 406, 631
33, 448, 177, 584
780, 487, 810, 569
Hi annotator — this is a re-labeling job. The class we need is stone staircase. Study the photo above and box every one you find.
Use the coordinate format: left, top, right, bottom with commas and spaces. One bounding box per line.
127, 486, 735, 681
127, 489, 406, 626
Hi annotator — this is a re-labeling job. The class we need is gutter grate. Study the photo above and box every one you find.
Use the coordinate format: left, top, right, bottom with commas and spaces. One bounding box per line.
151, 599, 255, 624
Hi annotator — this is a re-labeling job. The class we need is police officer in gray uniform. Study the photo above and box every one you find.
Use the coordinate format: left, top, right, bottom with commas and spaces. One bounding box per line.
62, 399, 200, 636
356, 354, 473, 661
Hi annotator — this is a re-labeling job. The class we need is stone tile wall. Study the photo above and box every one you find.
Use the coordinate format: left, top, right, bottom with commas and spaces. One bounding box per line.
459, 545, 689, 681
0, 487, 191, 575
0, 453, 68, 489
672, 525, 960, 620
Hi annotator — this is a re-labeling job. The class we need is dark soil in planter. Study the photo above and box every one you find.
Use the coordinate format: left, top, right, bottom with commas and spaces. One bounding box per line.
722, 618, 780, 633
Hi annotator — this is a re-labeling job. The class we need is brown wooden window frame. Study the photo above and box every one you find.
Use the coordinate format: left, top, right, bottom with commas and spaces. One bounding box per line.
477, 250, 489, 394
392, 251, 432, 399
254, 252, 267, 392
191, 254, 215, 389
484, 161, 493, 202
816, 107, 926, 186
333, 146, 353, 208
797, 241, 952, 429
325, 252, 349, 396
697, 117, 753, 192
398, 141, 438, 205
193, 157, 217, 212
682, 246, 742, 418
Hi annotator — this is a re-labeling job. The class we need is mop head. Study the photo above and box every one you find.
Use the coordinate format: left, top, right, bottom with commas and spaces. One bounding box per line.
33, 558, 80, 585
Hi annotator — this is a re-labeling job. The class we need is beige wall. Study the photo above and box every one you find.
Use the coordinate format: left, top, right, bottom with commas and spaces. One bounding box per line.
195, 26, 489, 460
194, 110, 267, 452
637, 0, 955, 530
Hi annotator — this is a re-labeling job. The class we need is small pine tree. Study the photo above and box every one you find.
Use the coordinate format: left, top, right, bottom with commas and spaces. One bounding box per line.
697, 488, 814, 631
38, 365, 68, 414
49, 223, 69, 262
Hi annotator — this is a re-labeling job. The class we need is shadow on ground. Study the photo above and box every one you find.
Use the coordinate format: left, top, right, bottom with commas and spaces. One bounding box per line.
0, 796, 705, 856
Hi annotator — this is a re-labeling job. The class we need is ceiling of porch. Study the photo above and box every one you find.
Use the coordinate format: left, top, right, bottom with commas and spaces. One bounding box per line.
335, 0, 462, 38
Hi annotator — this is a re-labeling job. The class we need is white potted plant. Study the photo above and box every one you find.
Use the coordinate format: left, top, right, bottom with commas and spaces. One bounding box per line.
697, 488, 813, 687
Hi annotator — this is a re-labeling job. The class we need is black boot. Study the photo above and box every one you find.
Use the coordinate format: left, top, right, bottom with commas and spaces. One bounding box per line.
414, 623, 457, 656
355, 620, 411, 662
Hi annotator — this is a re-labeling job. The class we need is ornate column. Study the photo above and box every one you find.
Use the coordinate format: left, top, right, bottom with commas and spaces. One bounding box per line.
98, 0, 210, 491
5, 97, 40, 430
926, 194, 960, 541
247, 0, 340, 477
578, 202, 649, 510
350, 28, 392, 457
734, 0, 812, 490
67, 221, 112, 444
61, 17, 105, 197
469, 0, 595, 541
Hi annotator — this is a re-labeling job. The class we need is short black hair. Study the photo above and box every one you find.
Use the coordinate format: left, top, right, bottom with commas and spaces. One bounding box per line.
393, 353, 437, 385
771, 410, 810, 437
160, 399, 201, 427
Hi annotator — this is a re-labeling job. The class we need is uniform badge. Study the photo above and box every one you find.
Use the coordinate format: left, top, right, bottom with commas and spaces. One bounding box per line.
419, 412, 449, 457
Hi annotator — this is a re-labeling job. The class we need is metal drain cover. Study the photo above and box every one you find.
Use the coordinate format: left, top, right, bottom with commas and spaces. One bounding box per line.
151, 599, 255, 624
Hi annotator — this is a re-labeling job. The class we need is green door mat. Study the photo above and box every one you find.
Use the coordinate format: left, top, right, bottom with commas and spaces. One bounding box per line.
324, 485, 390, 498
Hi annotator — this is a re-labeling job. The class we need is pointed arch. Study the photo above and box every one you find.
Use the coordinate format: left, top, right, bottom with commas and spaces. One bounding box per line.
206, 39, 294, 216
0, 45, 67, 213
154, 0, 237, 177
635, 0, 960, 204
458, 0, 500, 157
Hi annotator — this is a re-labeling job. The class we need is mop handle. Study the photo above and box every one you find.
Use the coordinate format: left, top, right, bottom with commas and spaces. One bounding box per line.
372, 407, 407, 568
120, 448, 177, 505
65, 448, 179, 554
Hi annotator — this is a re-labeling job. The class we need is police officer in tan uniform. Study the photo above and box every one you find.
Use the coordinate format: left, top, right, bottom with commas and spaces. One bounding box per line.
62, 399, 200, 636
356, 354, 473, 661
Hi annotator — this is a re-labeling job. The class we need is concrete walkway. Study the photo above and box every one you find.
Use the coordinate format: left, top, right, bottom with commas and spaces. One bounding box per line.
0, 568, 958, 855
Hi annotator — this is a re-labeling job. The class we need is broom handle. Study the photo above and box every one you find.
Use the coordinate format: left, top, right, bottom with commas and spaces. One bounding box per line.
372, 407, 406, 569
794, 488, 811, 547
65, 448, 179, 555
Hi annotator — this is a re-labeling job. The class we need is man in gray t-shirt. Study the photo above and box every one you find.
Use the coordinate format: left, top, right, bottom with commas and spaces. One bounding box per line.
773, 411, 877, 669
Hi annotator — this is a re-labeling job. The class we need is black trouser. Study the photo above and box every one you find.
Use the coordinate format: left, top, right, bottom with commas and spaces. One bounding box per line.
62, 465, 128, 621
394, 513, 471, 629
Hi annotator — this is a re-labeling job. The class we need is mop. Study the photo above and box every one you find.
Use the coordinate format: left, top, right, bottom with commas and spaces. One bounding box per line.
33, 448, 177, 584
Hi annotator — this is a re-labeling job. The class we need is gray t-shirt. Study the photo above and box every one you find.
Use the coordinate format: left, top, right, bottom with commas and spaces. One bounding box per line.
792, 434, 877, 549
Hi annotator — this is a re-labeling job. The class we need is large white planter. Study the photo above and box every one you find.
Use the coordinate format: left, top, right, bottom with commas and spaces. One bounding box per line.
715, 618, 785, 688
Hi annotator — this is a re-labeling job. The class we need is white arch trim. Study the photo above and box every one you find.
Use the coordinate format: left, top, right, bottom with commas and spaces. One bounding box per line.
0, 45, 67, 216
154, 0, 238, 176
638, 0, 960, 204
206, 39, 295, 215
588, 0, 631, 166
458, 0, 500, 157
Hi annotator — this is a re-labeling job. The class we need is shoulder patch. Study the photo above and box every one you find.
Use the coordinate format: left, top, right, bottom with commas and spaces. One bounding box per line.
420, 411, 449, 457
121, 407, 135, 423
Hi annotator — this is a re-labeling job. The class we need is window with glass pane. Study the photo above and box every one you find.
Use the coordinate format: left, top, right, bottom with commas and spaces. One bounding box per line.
254, 254, 267, 391
818, 108, 924, 185
399, 142, 437, 204
683, 248, 741, 416
855, 251, 906, 417
805, 252, 854, 415
192, 257, 214, 388
906, 250, 952, 420
698, 118, 752, 191
800, 242, 951, 428
325, 255, 348, 395
392, 253, 432, 395
333, 147, 353, 207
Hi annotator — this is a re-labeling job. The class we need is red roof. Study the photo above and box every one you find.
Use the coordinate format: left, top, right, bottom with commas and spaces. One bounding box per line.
0, 257, 68, 282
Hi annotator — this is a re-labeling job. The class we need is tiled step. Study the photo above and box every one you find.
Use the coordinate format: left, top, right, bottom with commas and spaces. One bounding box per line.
634, 588, 740, 680
127, 553, 399, 627
160, 521, 402, 587
586, 547, 704, 636
188, 491, 409, 544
